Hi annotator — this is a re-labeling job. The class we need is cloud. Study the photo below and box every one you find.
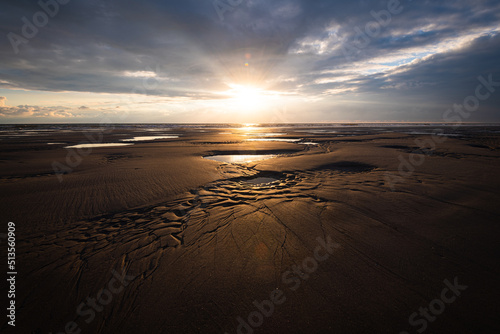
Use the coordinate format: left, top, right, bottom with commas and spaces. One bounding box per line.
0, 97, 78, 118
0, 0, 499, 121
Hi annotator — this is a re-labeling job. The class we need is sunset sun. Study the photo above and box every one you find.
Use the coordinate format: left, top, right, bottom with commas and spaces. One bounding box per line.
228, 84, 270, 112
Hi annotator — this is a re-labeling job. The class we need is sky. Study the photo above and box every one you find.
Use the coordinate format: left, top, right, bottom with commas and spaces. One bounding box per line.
0, 0, 499, 123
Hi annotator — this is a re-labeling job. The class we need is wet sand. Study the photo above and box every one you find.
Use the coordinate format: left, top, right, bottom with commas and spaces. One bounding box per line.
0, 125, 499, 333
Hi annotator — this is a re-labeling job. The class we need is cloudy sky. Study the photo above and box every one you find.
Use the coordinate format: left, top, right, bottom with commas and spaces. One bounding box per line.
0, 0, 499, 123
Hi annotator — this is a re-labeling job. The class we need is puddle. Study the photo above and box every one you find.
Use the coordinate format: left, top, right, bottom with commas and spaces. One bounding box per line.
245, 177, 279, 185
204, 155, 277, 163
120, 135, 179, 142
300, 142, 319, 145
247, 138, 301, 142
64, 143, 134, 149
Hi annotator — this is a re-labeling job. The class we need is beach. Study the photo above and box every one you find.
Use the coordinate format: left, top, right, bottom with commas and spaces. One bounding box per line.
0, 124, 499, 333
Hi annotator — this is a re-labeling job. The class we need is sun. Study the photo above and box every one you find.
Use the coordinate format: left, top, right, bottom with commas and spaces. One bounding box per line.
217, 83, 291, 120
228, 84, 269, 111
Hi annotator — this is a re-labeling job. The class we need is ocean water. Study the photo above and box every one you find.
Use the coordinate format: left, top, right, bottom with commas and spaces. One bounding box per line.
1, 123, 499, 140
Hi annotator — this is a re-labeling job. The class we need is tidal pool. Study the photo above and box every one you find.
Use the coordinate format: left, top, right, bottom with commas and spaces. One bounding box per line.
247, 138, 301, 142
120, 135, 179, 142
204, 155, 277, 163
245, 177, 279, 185
64, 143, 134, 149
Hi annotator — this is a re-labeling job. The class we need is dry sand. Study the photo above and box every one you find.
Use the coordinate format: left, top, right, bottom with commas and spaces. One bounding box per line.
0, 125, 499, 333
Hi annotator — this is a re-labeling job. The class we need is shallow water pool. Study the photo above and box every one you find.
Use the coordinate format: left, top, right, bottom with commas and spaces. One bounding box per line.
120, 135, 179, 142
204, 155, 276, 163
64, 143, 133, 149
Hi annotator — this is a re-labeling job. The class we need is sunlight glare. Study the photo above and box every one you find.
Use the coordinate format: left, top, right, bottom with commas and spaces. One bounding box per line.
228, 84, 270, 112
